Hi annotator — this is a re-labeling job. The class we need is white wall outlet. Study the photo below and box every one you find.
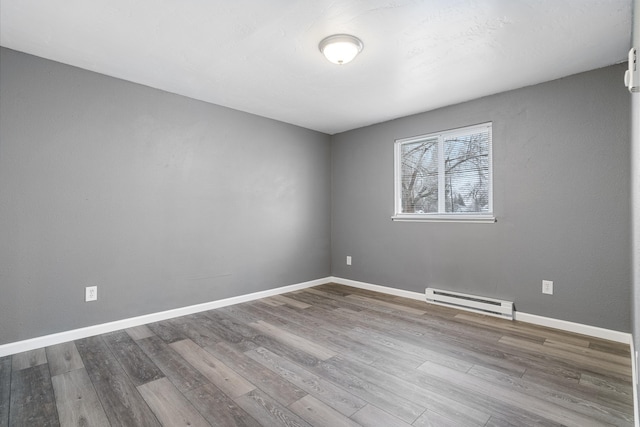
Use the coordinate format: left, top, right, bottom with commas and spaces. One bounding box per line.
346, 256, 352, 266
542, 280, 553, 295
85, 286, 97, 302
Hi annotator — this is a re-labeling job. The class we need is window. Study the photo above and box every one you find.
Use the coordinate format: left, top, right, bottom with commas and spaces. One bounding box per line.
393, 123, 495, 223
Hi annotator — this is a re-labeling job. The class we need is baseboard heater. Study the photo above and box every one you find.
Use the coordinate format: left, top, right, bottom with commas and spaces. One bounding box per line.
425, 288, 514, 320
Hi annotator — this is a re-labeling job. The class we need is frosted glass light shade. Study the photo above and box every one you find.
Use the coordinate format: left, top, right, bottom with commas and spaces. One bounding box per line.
319, 34, 363, 65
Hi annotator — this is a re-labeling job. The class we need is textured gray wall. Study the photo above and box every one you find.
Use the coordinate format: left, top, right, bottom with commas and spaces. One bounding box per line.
332, 64, 631, 332
0, 48, 331, 344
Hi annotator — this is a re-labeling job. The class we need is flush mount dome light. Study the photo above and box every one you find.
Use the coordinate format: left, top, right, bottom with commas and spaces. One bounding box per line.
319, 34, 363, 65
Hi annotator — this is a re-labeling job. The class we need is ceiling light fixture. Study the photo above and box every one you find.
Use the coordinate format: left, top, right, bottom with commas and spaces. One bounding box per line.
319, 34, 363, 65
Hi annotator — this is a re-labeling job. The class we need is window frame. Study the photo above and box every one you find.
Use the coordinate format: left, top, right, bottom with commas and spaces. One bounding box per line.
392, 122, 496, 223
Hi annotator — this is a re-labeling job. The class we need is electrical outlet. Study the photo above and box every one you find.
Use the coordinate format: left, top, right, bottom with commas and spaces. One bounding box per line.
542, 280, 553, 295
85, 286, 97, 302
346, 256, 352, 266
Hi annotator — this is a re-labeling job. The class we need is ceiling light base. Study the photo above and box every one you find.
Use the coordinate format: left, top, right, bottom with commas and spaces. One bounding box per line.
319, 34, 363, 65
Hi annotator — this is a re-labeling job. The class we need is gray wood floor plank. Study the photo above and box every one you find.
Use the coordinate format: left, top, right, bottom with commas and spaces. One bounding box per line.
331, 311, 477, 371
251, 333, 320, 368
206, 341, 307, 406
234, 389, 312, 427
246, 346, 367, 417
524, 369, 627, 419
223, 304, 332, 362
413, 409, 486, 427
468, 363, 634, 425
9, 363, 59, 427
257, 303, 350, 336
526, 367, 633, 416
45, 342, 84, 377
499, 335, 631, 380
343, 299, 502, 347
483, 416, 524, 427
455, 313, 591, 347
292, 289, 367, 312
126, 325, 155, 341
331, 302, 508, 353
246, 303, 381, 365
589, 339, 632, 357
579, 372, 633, 401
218, 304, 263, 324
170, 339, 255, 398
167, 315, 222, 348
491, 349, 584, 387
147, 319, 189, 343
351, 324, 528, 377
210, 307, 321, 367
318, 283, 444, 316
315, 290, 414, 318
520, 365, 581, 390
309, 358, 425, 424
11, 348, 47, 371
242, 302, 294, 327
370, 355, 560, 426
0, 356, 11, 427
137, 377, 210, 427
203, 310, 259, 340
249, 320, 336, 360
270, 295, 311, 309
334, 301, 505, 349
319, 284, 398, 302
326, 305, 489, 369
324, 354, 492, 425
136, 335, 209, 393
261, 297, 286, 307
342, 326, 433, 368
185, 383, 262, 427
345, 293, 427, 315
201, 310, 261, 352
102, 330, 165, 386
350, 404, 412, 427
50, 368, 110, 427
288, 394, 361, 427
418, 360, 615, 427
544, 339, 631, 365
75, 336, 161, 426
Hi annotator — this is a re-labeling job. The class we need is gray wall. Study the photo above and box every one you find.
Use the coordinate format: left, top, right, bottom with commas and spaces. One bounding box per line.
332, 64, 631, 332
0, 48, 331, 345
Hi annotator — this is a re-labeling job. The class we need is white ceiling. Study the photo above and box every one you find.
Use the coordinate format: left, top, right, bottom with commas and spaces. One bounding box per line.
0, 0, 632, 135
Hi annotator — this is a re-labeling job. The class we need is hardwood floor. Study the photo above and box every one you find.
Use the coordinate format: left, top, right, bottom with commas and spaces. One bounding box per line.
1, 283, 634, 426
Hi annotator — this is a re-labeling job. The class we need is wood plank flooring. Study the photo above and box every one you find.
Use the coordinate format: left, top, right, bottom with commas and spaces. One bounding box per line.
1, 283, 634, 426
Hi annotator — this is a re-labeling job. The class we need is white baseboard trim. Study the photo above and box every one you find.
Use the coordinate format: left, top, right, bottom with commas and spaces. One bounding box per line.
329, 276, 631, 344
329, 276, 425, 301
0, 277, 329, 357
513, 312, 631, 344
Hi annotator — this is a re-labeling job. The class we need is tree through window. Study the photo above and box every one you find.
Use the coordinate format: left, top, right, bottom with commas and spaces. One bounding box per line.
394, 123, 494, 222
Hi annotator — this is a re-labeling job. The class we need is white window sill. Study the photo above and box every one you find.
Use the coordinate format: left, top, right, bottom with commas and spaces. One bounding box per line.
391, 215, 496, 223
